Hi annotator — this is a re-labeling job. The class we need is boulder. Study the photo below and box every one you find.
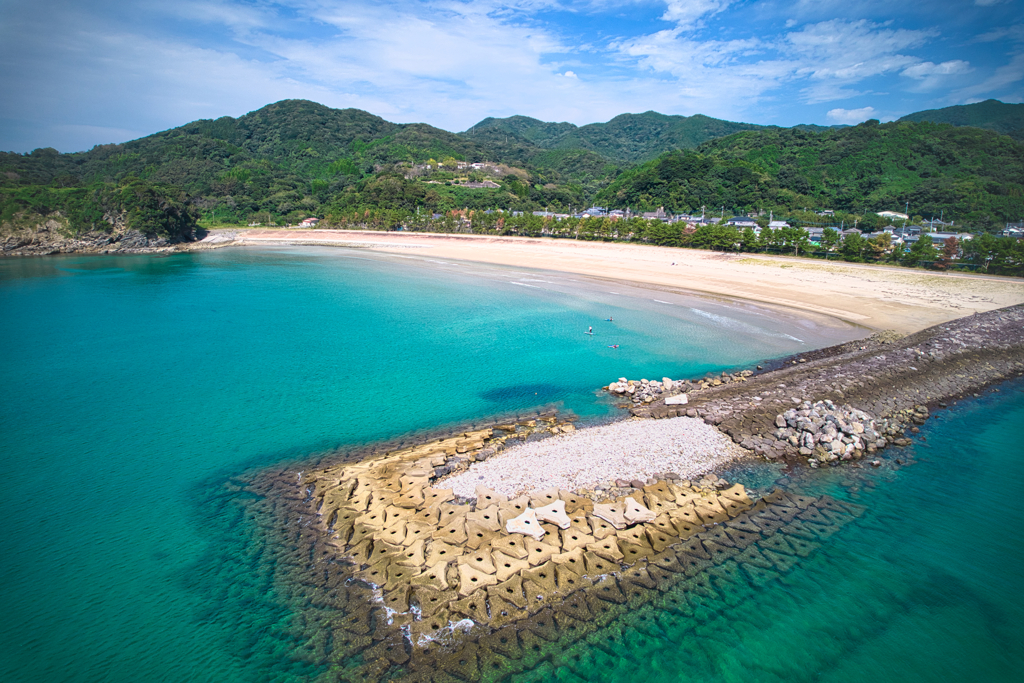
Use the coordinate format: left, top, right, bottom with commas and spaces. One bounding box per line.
665, 393, 688, 405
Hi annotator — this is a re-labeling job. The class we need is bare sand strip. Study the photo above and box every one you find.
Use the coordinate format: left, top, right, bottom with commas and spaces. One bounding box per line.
236, 229, 1024, 334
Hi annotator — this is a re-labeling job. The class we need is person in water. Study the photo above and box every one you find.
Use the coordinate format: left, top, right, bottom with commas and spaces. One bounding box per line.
588, 326, 593, 334
606, 317, 613, 321
608, 344, 619, 348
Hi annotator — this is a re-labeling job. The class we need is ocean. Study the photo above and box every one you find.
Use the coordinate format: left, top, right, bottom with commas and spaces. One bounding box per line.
0, 247, 1020, 682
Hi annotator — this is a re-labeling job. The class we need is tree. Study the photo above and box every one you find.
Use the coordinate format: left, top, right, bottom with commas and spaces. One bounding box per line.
840, 232, 867, 261
820, 227, 840, 251
934, 236, 959, 270
780, 226, 810, 256
902, 236, 938, 267
868, 232, 892, 260
740, 226, 758, 252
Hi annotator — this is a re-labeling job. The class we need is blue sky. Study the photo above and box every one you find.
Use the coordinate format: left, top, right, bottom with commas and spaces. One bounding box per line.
1, 0, 1022, 153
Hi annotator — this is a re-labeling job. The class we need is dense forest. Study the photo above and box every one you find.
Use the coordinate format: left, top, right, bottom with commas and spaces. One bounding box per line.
461, 111, 768, 163
597, 120, 1024, 230
897, 99, 1024, 141
1, 99, 1022, 240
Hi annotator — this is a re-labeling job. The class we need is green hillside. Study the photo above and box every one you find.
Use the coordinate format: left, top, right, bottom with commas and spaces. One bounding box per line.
596, 120, 1024, 230
897, 100, 1024, 141
462, 111, 765, 163
1, 100, 614, 228
4, 100, 1023, 237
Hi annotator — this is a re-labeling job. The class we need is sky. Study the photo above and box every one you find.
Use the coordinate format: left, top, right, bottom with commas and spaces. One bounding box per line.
1, 0, 1022, 153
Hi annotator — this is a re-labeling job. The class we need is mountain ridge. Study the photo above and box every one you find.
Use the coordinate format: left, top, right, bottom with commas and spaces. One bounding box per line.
2, 99, 1022, 238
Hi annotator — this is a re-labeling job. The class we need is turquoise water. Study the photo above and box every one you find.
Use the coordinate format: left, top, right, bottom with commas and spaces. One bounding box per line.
531, 381, 1024, 683
1, 247, 1020, 682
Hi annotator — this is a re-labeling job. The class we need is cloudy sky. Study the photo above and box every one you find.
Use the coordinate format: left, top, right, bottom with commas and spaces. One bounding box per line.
1, 0, 1022, 153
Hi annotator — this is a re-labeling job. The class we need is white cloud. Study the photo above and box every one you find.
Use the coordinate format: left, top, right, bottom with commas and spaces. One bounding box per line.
661, 0, 732, 29
901, 59, 973, 91
826, 106, 878, 124
952, 53, 1024, 101
902, 60, 972, 79
976, 24, 1024, 43
614, 18, 936, 107
0, 0, 1017, 152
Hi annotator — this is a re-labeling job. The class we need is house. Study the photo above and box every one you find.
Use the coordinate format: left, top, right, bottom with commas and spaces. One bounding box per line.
1002, 222, 1024, 238
768, 220, 790, 229
891, 225, 922, 238
928, 232, 973, 245
461, 180, 500, 189
726, 216, 758, 228
299, 217, 320, 227
817, 209, 835, 216
841, 228, 862, 239
643, 207, 669, 220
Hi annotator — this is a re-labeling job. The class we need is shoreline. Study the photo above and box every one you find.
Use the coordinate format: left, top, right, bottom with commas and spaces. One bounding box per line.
7, 227, 1024, 335
230, 229, 1024, 335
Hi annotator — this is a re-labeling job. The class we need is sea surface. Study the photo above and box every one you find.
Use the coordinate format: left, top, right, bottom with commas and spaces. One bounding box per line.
0, 247, 1020, 682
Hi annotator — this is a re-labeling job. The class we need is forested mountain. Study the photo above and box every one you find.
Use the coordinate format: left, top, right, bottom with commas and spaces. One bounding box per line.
596, 120, 1024, 230
1, 100, 616, 233
461, 111, 765, 163
2, 99, 1023, 239
897, 100, 1024, 141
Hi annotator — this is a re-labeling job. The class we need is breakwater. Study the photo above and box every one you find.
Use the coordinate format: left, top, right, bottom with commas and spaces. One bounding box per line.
238, 305, 1023, 683
626, 305, 1024, 464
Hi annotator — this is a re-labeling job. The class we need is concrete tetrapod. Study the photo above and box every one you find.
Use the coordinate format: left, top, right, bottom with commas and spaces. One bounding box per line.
506, 508, 546, 540
623, 496, 657, 525
534, 499, 572, 529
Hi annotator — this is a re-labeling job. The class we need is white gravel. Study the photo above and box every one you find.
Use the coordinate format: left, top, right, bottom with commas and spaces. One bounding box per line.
443, 416, 746, 498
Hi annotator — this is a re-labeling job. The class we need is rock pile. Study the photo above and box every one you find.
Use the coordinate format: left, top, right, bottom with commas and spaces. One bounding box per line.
773, 400, 888, 467
606, 371, 753, 407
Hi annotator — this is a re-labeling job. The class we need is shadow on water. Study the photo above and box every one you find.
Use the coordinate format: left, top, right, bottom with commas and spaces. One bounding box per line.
479, 383, 566, 404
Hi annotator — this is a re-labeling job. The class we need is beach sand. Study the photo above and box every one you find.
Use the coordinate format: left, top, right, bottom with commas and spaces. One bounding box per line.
235, 229, 1024, 334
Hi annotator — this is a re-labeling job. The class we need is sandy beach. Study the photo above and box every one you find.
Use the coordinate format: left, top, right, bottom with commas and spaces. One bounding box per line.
234, 229, 1024, 334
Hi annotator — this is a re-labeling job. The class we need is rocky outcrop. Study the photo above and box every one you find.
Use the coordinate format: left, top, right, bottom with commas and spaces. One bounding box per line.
1, 216, 193, 256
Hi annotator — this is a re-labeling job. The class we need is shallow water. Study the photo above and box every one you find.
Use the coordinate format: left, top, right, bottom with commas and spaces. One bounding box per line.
1, 247, 1018, 682
528, 382, 1024, 683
